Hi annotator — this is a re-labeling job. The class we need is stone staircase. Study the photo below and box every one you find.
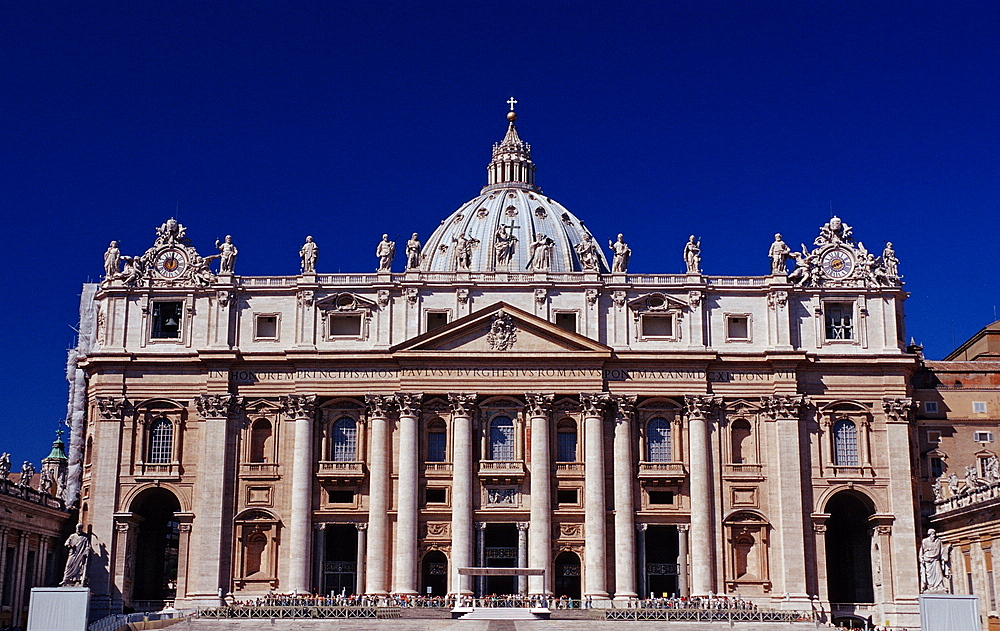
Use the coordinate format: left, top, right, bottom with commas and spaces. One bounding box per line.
455, 607, 546, 619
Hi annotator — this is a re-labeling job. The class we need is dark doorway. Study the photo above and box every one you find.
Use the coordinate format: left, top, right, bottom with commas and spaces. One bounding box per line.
323, 524, 359, 596
645, 525, 679, 598
825, 491, 875, 603
554, 551, 581, 599
483, 523, 517, 596
131, 488, 181, 603
421, 551, 448, 596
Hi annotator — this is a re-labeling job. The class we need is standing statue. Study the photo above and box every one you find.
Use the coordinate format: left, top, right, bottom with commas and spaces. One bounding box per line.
19, 461, 34, 487
375, 234, 395, 272
215, 235, 238, 273
985, 455, 1000, 484
768, 234, 790, 275
405, 233, 422, 270
526, 233, 554, 271
452, 234, 475, 271
947, 472, 961, 496
683, 235, 701, 274
0, 452, 10, 480
608, 234, 631, 273
919, 529, 950, 593
882, 242, 899, 279
299, 236, 318, 273
932, 478, 944, 501
493, 225, 518, 267
103, 241, 121, 281
575, 234, 600, 271
60, 524, 92, 587
965, 464, 984, 490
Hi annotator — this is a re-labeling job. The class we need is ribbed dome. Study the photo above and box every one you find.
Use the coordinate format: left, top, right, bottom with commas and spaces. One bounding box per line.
420, 106, 610, 273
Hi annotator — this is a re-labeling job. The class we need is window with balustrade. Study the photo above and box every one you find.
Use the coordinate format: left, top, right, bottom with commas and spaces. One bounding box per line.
426, 418, 447, 462
489, 416, 515, 461
647, 417, 672, 462
331, 417, 357, 461
556, 419, 578, 462
148, 417, 173, 464
832, 419, 859, 466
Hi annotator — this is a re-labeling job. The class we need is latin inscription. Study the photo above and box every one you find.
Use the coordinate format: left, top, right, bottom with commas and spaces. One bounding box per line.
215, 368, 794, 383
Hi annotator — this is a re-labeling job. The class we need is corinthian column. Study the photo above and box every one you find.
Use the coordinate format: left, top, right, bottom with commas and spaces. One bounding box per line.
282, 394, 316, 594
526, 392, 554, 596
611, 395, 638, 600
448, 393, 476, 596
762, 395, 809, 605
393, 392, 422, 595
365, 394, 395, 594
580, 392, 610, 599
685, 395, 720, 597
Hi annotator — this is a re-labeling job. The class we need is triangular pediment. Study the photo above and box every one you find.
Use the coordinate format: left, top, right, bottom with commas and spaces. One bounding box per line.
392, 302, 611, 356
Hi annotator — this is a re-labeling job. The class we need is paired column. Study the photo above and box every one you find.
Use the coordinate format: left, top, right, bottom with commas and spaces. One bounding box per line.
476, 522, 487, 597
393, 392, 422, 595
685, 395, 719, 597
581, 392, 610, 599
314, 524, 327, 593
526, 393, 554, 596
355, 523, 368, 595
611, 395, 638, 600
677, 524, 689, 597
636, 523, 647, 598
449, 393, 476, 596
282, 394, 316, 594
517, 522, 529, 595
365, 395, 394, 594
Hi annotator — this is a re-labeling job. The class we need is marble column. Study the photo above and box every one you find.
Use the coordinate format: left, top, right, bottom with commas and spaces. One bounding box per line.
448, 393, 476, 596
517, 522, 529, 595
685, 395, 719, 597
191, 394, 238, 601
636, 523, 647, 598
762, 395, 809, 604
611, 395, 638, 600
677, 524, 689, 597
365, 395, 395, 595
526, 393, 554, 596
355, 523, 368, 595
581, 392, 610, 599
314, 523, 327, 594
476, 521, 487, 597
282, 394, 316, 594
881, 398, 921, 611
393, 393, 422, 595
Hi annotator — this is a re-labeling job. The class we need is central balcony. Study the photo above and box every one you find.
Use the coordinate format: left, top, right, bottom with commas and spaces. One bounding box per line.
478, 460, 526, 483
637, 461, 687, 483
317, 461, 365, 482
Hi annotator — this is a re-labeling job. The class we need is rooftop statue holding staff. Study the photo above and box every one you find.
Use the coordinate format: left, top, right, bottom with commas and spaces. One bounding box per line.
683, 235, 701, 274
405, 233, 422, 270
215, 235, 238, 273
376, 234, 396, 272
768, 234, 790, 275
300, 236, 318, 273
608, 233, 631, 273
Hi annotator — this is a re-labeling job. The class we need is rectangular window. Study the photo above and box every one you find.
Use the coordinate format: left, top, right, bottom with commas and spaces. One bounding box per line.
973, 401, 988, 414
254, 314, 278, 340
427, 432, 446, 462
975, 431, 995, 443
328, 314, 362, 337
556, 432, 577, 462
825, 303, 854, 340
555, 312, 577, 333
556, 489, 578, 505
930, 457, 944, 478
151, 301, 182, 339
924, 401, 939, 414
425, 311, 448, 332
641, 314, 674, 338
648, 491, 675, 505
328, 490, 355, 504
726, 315, 750, 341
927, 430, 941, 443
425, 488, 447, 504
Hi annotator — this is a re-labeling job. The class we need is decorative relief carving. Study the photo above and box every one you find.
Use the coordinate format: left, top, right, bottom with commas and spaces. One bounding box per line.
281, 394, 317, 419
364, 394, 395, 419
558, 523, 582, 538
534, 288, 547, 304
525, 393, 554, 417
881, 397, 915, 423
684, 395, 722, 420
760, 395, 806, 420
611, 395, 637, 423
395, 393, 423, 417
766, 290, 788, 310
423, 522, 451, 538
448, 393, 477, 417
456, 288, 469, 304
687, 290, 703, 308
486, 312, 517, 351
579, 392, 610, 417
96, 397, 126, 421
377, 290, 390, 308
586, 288, 599, 306
612, 290, 626, 310
195, 394, 237, 419
404, 287, 419, 305
216, 289, 237, 308
297, 291, 315, 308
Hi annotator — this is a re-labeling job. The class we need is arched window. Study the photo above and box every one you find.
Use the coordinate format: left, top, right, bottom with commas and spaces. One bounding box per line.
148, 418, 173, 464
427, 418, 447, 462
245, 532, 267, 576
331, 417, 357, 461
556, 419, 577, 462
647, 417, 672, 462
85, 436, 93, 465
833, 419, 859, 466
489, 416, 515, 461
249, 419, 273, 463
731, 419, 752, 464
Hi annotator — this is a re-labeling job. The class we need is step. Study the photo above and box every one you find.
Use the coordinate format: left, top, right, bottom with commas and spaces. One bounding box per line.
457, 607, 545, 619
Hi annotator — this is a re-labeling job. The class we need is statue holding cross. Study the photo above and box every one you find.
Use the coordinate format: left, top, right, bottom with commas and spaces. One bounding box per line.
494, 222, 519, 268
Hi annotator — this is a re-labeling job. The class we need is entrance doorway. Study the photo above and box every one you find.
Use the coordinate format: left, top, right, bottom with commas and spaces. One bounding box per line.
323, 524, 358, 596
131, 488, 181, 604
645, 525, 679, 598
554, 551, 581, 599
482, 523, 517, 596
825, 491, 875, 604
421, 551, 448, 596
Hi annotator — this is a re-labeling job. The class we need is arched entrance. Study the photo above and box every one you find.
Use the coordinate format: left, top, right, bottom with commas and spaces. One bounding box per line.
825, 491, 875, 605
553, 551, 581, 599
131, 488, 181, 603
421, 551, 448, 596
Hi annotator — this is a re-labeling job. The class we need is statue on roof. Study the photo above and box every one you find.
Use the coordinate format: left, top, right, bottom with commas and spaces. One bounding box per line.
882, 242, 899, 280
814, 215, 853, 247
406, 233, 422, 269
683, 235, 701, 274
376, 234, 396, 272
609, 234, 631, 273
768, 234, 790, 275
103, 241, 121, 282
300, 236, 318, 273
452, 234, 476, 271
575, 234, 601, 272
0, 452, 9, 480
215, 235, 238, 274
788, 245, 817, 287
18, 461, 34, 487
526, 233, 554, 271
494, 224, 518, 268
155, 218, 189, 246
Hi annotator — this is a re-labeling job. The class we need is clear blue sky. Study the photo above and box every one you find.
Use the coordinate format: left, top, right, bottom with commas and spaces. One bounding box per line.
2, 2, 998, 466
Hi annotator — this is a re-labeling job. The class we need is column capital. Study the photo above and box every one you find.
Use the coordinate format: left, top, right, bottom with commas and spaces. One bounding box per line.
365, 394, 395, 418
881, 397, 915, 423
281, 394, 317, 419
611, 395, 637, 422
395, 392, 424, 417
636, 523, 647, 532
356, 522, 369, 531
475, 521, 487, 531
760, 395, 807, 420
196, 394, 240, 419
516, 522, 529, 531
314, 522, 328, 531
677, 523, 690, 532
525, 393, 554, 417
684, 395, 722, 420
579, 392, 611, 417
95, 397, 127, 421
447, 393, 477, 417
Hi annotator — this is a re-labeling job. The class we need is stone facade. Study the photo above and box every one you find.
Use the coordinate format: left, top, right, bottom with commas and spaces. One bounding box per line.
71, 108, 922, 627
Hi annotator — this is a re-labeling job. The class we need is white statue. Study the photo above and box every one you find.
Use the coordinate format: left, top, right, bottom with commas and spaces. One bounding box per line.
575, 234, 600, 271
947, 472, 961, 496
452, 234, 474, 271
60, 524, 91, 587
189, 254, 217, 287
882, 242, 899, 279
103, 241, 121, 281
526, 234, 554, 271
919, 529, 950, 593
768, 234, 790, 275
155, 218, 188, 245
405, 233, 422, 269
965, 464, 985, 490
494, 225, 517, 267
683, 235, 701, 274
986, 455, 1000, 483
19, 461, 34, 487
788, 245, 816, 287
119, 255, 147, 287
815, 215, 853, 246
215, 235, 238, 273
376, 234, 395, 272
608, 233, 631, 273
932, 478, 944, 501
0, 452, 10, 480
300, 236, 318, 273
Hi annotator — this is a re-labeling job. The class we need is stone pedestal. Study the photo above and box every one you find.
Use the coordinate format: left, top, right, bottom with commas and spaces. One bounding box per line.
919, 593, 979, 631
27, 587, 89, 631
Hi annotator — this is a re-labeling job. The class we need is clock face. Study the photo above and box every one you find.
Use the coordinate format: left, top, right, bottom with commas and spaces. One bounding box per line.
154, 249, 188, 279
821, 248, 853, 279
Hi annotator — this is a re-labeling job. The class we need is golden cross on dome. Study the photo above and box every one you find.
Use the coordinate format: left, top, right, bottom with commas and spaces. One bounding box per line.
507, 97, 517, 111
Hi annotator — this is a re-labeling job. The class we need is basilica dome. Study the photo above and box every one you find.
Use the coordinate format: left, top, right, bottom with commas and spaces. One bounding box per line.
420, 109, 610, 273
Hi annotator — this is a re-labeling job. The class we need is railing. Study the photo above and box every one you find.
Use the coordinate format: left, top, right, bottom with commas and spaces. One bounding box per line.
239, 276, 297, 287
605, 607, 812, 622
626, 275, 687, 285
637, 462, 687, 478
478, 460, 526, 477
317, 274, 381, 284
423, 462, 454, 475
198, 605, 400, 619
241, 462, 279, 476
317, 461, 365, 478
828, 465, 873, 479
723, 463, 763, 476
934, 477, 1000, 514
556, 462, 585, 474
0, 479, 66, 509
830, 602, 875, 618
89, 610, 182, 631
135, 462, 180, 478
707, 277, 767, 287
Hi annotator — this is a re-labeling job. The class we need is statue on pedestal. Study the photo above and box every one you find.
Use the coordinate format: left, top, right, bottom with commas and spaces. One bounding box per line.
0, 452, 10, 480
60, 524, 92, 587
608, 233, 631, 273
493, 225, 517, 267
526, 234, 554, 271
103, 241, 121, 281
575, 234, 600, 271
18, 461, 34, 487
768, 234, 790, 274
405, 233, 422, 270
376, 234, 395, 272
683, 235, 701, 274
215, 235, 238, 273
300, 236, 318, 273
919, 529, 950, 593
